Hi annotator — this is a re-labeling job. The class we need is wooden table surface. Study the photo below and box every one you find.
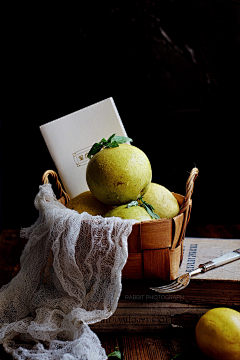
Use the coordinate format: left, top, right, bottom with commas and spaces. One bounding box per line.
0, 329, 202, 360
1, 227, 239, 359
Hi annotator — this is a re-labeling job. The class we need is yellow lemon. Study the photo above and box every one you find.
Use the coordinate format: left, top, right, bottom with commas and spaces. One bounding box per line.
195, 307, 240, 360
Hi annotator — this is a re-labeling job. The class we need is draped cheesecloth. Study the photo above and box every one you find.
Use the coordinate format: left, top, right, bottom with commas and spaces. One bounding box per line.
0, 184, 136, 359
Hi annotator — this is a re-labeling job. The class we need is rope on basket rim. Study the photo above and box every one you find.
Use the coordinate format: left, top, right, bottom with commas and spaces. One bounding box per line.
179, 167, 199, 214
42, 170, 70, 203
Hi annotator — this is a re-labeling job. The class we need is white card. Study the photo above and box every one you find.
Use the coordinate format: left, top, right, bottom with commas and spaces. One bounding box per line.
40, 98, 128, 199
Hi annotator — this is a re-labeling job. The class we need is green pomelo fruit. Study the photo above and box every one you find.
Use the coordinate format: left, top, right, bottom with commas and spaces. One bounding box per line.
104, 204, 152, 222
86, 144, 152, 205
195, 307, 240, 360
65, 191, 114, 216
142, 183, 179, 219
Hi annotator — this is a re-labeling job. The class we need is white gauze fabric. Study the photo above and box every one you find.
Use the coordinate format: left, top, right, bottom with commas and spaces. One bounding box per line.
0, 183, 136, 359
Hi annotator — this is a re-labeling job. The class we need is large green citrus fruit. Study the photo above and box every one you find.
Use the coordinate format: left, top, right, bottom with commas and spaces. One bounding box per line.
65, 191, 114, 216
142, 183, 179, 219
104, 204, 152, 222
86, 144, 152, 205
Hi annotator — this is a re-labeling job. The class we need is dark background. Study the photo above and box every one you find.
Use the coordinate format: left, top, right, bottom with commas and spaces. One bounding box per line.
1, 1, 240, 231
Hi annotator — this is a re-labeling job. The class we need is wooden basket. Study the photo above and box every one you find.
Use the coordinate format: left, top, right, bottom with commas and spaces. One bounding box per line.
42, 168, 199, 281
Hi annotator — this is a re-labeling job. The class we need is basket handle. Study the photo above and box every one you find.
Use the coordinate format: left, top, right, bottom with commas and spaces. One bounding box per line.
42, 170, 70, 204
179, 167, 199, 215
42, 166, 198, 220
176, 167, 199, 262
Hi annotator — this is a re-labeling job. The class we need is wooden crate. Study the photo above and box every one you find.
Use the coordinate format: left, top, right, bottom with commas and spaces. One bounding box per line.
42, 168, 198, 281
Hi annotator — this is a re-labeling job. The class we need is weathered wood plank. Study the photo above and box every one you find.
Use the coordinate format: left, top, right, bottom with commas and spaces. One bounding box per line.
120, 333, 151, 359
114, 329, 202, 360
90, 301, 213, 332
96, 332, 119, 357
0, 230, 27, 287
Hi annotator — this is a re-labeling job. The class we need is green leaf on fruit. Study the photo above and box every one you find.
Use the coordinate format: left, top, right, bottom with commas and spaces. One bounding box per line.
105, 140, 119, 149
127, 200, 139, 208
126, 198, 160, 219
139, 197, 161, 219
87, 134, 133, 158
112, 135, 132, 144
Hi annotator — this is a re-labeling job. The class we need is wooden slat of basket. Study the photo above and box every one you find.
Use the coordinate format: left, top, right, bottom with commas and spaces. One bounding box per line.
169, 244, 182, 280
171, 212, 184, 250
172, 192, 184, 207
122, 253, 143, 279
141, 219, 172, 249
127, 224, 142, 253
143, 248, 170, 280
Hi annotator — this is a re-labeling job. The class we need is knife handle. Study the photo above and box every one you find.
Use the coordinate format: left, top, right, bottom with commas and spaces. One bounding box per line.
199, 249, 240, 272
